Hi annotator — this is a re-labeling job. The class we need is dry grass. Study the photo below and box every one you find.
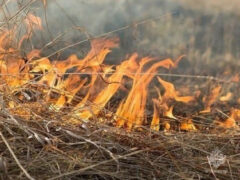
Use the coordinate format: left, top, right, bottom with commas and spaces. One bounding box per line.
0, 0, 240, 179
0, 104, 240, 179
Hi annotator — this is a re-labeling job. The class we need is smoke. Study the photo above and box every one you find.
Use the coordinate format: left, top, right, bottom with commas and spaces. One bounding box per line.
1, 0, 240, 69
0, 0, 180, 61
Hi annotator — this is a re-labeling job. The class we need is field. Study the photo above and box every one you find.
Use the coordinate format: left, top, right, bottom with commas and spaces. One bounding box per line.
0, 0, 240, 179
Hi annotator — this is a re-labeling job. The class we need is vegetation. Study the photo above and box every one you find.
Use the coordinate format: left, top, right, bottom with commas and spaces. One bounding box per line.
0, 0, 239, 179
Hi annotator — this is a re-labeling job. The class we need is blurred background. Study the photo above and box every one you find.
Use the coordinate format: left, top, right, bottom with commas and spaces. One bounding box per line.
1, 0, 240, 75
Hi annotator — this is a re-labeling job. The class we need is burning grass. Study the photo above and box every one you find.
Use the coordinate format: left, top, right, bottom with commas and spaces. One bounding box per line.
1, 29, 239, 132
1, 2, 240, 179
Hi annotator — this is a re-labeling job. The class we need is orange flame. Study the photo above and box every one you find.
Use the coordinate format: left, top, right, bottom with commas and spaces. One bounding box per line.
180, 119, 197, 131
0, 14, 239, 132
220, 92, 232, 102
164, 106, 176, 119
157, 77, 194, 103
116, 58, 175, 130
76, 54, 139, 119
201, 85, 221, 113
217, 109, 240, 128
150, 99, 160, 131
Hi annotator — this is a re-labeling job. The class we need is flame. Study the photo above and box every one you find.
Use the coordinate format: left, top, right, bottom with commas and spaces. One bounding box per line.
150, 98, 173, 131
0, 58, 31, 88
180, 119, 197, 131
150, 100, 160, 131
201, 85, 221, 113
157, 77, 194, 103
164, 106, 176, 119
164, 122, 171, 131
75, 54, 139, 119
219, 92, 232, 102
148, 76, 195, 130
115, 57, 175, 130
217, 109, 240, 128
0, 14, 239, 132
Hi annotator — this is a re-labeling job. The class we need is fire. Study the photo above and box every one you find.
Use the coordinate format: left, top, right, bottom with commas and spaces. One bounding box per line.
0, 14, 239, 132
220, 92, 232, 102
164, 106, 176, 119
216, 109, 240, 128
180, 119, 197, 131
115, 57, 175, 130
150, 100, 160, 131
75, 53, 139, 119
201, 85, 221, 113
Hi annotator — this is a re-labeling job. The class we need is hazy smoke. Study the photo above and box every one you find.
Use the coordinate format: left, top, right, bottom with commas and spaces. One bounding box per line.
1, 0, 240, 69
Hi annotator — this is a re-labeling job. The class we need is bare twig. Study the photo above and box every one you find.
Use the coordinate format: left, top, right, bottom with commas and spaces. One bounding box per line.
0, 131, 35, 180
48, 149, 146, 180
